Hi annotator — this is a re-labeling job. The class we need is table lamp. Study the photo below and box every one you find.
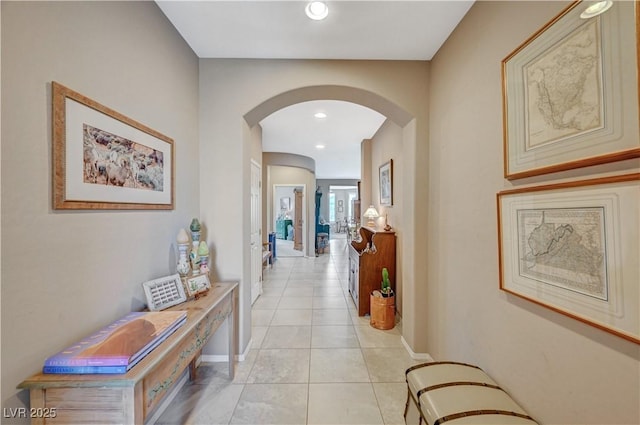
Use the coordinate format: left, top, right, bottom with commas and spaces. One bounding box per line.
363, 205, 379, 227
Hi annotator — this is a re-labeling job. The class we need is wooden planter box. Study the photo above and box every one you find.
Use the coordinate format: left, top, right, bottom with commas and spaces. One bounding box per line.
370, 293, 395, 330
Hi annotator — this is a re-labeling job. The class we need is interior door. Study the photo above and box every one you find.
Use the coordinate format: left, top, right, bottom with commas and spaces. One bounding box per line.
250, 161, 262, 304
294, 188, 303, 251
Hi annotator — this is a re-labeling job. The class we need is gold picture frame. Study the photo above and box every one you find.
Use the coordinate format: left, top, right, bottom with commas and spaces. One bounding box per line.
502, 1, 640, 180
52, 81, 174, 209
497, 173, 639, 343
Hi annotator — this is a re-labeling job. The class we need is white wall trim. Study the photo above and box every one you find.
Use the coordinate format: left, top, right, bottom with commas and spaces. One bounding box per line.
201, 337, 253, 363
401, 336, 434, 361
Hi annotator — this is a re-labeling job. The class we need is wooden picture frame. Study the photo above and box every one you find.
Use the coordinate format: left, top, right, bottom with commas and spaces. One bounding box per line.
502, 1, 640, 180
497, 173, 639, 343
182, 273, 211, 298
52, 81, 174, 209
379, 159, 393, 206
280, 197, 291, 211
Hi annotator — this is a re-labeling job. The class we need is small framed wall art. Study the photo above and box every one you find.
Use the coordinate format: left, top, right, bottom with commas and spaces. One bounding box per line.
501, 1, 639, 179
379, 159, 393, 206
497, 173, 639, 343
182, 273, 211, 299
52, 81, 174, 209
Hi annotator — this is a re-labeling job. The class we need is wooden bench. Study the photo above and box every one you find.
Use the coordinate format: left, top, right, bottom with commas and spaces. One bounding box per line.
18, 282, 238, 425
262, 242, 272, 268
405, 361, 537, 425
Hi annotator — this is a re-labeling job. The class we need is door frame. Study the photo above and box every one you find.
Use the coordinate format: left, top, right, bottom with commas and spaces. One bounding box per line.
250, 160, 262, 305
272, 183, 306, 257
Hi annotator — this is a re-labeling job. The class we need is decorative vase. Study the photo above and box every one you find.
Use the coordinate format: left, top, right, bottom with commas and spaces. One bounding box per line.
190, 247, 200, 275
190, 218, 201, 244
198, 241, 210, 274
177, 243, 191, 276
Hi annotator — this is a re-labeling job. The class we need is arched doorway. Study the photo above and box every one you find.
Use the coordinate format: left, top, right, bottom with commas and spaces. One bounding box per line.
242, 84, 428, 359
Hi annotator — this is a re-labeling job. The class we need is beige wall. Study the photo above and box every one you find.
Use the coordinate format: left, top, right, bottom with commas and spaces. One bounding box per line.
369, 119, 404, 315
428, 1, 640, 423
1, 1, 199, 415
360, 139, 373, 210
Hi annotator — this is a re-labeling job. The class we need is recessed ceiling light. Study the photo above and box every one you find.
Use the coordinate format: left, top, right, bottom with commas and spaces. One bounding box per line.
305, 1, 329, 21
314, 112, 327, 119
315, 144, 325, 149
580, 1, 613, 19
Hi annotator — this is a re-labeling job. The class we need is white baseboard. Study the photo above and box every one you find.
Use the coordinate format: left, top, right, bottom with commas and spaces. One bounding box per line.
401, 336, 434, 362
200, 338, 253, 363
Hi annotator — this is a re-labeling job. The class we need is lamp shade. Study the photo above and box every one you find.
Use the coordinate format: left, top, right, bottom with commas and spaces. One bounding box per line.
363, 206, 379, 218
363, 205, 379, 226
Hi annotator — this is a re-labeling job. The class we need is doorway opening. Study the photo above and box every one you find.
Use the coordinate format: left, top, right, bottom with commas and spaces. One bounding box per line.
329, 185, 358, 236
273, 184, 305, 257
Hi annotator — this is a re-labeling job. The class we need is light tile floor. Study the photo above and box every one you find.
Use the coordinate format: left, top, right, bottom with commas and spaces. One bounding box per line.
157, 236, 420, 425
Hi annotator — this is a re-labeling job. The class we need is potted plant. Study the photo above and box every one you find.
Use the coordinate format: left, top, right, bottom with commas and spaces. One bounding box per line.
381, 267, 393, 297
370, 267, 395, 330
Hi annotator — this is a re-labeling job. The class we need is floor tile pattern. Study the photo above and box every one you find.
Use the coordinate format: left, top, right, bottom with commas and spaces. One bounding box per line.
157, 236, 420, 425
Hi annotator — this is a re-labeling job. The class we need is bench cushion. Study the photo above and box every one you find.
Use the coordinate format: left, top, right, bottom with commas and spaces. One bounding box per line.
405, 362, 537, 425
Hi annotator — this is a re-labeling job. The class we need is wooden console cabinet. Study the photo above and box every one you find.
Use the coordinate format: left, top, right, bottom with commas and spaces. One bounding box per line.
348, 226, 396, 316
18, 282, 238, 424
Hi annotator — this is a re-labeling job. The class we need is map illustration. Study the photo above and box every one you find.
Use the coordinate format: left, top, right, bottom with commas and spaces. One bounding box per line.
517, 208, 607, 300
525, 18, 603, 149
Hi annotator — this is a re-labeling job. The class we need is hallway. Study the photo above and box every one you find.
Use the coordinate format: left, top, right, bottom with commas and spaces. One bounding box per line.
157, 236, 420, 424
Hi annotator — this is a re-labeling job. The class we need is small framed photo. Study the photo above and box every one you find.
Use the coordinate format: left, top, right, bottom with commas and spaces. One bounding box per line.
497, 173, 639, 343
379, 159, 393, 206
182, 273, 211, 298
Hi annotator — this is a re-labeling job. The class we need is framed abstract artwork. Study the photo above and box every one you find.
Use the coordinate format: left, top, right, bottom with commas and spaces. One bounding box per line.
52, 81, 174, 209
497, 173, 639, 343
502, 1, 639, 179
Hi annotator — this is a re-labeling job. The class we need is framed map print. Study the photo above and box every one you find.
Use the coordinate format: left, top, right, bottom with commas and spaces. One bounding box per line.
502, 1, 640, 179
497, 173, 639, 343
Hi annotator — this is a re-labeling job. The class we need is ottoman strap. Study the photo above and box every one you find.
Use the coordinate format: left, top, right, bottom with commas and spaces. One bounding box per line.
417, 381, 502, 398
405, 361, 482, 378
434, 409, 535, 425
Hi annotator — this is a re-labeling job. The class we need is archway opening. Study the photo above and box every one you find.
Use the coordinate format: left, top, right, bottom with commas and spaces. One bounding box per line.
243, 84, 423, 357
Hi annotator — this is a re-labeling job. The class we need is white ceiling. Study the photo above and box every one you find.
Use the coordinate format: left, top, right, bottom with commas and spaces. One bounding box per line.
156, 0, 474, 178
261, 100, 386, 179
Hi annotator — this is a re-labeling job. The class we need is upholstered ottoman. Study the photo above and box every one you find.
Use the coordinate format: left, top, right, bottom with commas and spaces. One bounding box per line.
405, 361, 538, 425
